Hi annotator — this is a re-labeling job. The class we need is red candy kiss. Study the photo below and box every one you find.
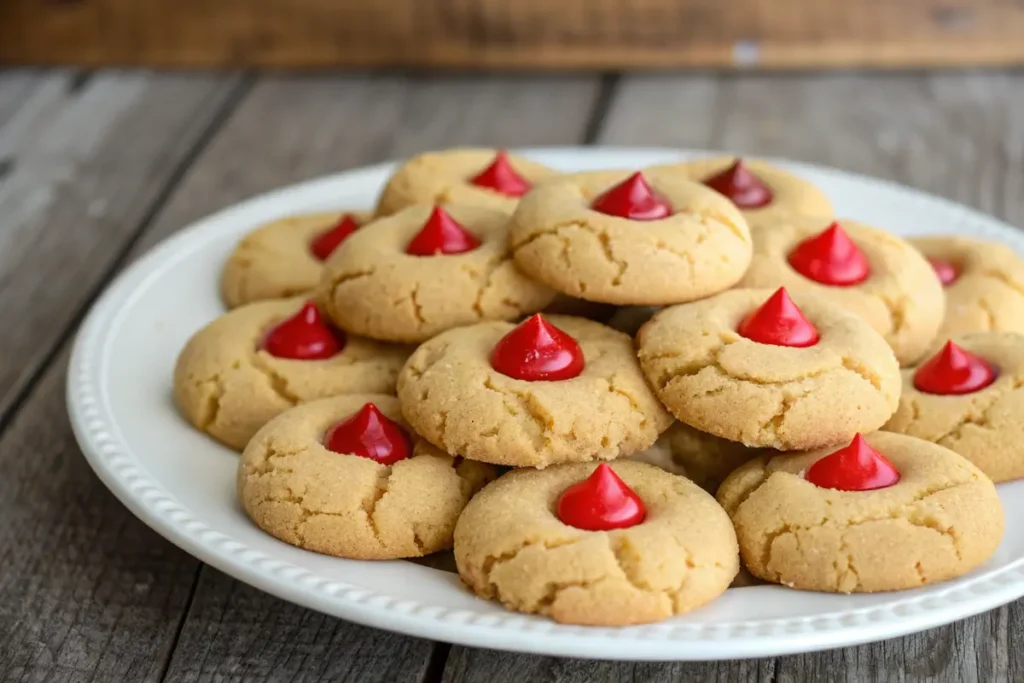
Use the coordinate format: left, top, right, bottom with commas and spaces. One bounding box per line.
490, 314, 584, 381
406, 206, 481, 256
703, 159, 773, 209
557, 463, 646, 531
261, 301, 344, 360
928, 257, 959, 286
324, 403, 411, 465
310, 214, 360, 261
591, 172, 673, 221
469, 150, 531, 197
914, 340, 997, 395
805, 434, 901, 491
787, 222, 871, 286
738, 288, 820, 348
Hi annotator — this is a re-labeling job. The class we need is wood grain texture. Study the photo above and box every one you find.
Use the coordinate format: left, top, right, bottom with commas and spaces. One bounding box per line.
141, 73, 601, 682
0, 71, 243, 426
441, 71, 1024, 682
0, 349, 201, 683
4, 0, 1024, 69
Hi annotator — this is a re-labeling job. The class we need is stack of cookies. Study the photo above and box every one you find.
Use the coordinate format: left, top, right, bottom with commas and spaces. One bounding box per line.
173, 148, 1024, 627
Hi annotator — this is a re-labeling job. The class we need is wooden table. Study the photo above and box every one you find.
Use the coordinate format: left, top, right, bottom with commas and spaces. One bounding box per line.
1, 68, 1023, 683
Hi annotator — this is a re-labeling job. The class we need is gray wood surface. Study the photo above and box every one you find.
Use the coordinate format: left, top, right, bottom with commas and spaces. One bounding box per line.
1, 67, 1022, 683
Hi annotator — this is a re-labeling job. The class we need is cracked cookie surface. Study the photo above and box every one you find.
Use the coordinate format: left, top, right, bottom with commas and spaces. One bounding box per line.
220, 211, 371, 309
508, 169, 752, 305
910, 235, 1024, 338
884, 332, 1024, 483
238, 395, 495, 559
375, 148, 557, 215
717, 432, 1004, 593
652, 156, 834, 223
637, 288, 901, 451
454, 461, 738, 625
738, 216, 944, 366
174, 297, 410, 450
320, 204, 555, 343
397, 315, 673, 468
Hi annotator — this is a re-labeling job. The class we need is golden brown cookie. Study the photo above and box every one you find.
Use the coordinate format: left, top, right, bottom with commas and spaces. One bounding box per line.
884, 332, 1024, 482
738, 217, 944, 365
454, 461, 738, 625
397, 315, 673, 468
376, 148, 557, 216
637, 288, 901, 450
606, 306, 662, 338
508, 169, 751, 305
174, 297, 409, 450
320, 204, 555, 343
220, 211, 372, 309
653, 156, 833, 223
910, 235, 1024, 338
238, 395, 495, 559
717, 432, 1004, 593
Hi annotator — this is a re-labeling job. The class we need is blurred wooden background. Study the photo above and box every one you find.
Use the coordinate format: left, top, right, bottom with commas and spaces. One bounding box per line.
4, 0, 1024, 69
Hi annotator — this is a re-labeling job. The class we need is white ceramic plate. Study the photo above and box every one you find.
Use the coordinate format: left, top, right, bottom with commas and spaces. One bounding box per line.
67, 147, 1024, 661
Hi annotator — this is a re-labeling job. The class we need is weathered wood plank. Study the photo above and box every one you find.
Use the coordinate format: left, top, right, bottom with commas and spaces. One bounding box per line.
442, 71, 1024, 681
0, 349, 201, 683
0, 71, 244, 426
139, 74, 601, 682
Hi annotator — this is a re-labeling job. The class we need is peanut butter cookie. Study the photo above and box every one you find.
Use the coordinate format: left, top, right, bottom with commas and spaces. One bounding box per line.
238, 395, 495, 559
320, 204, 554, 343
397, 314, 673, 468
738, 217, 944, 365
911, 235, 1024, 338
718, 432, 1004, 593
637, 288, 901, 451
454, 461, 738, 625
174, 297, 409, 450
220, 211, 371, 308
376, 148, 557, 215
508, 169, 751, 305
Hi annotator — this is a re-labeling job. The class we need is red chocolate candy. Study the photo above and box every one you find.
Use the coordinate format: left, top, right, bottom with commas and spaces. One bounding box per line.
591, 172, 673, 221
557, 463, 646, 531
469, 150, 531, 198
262, 301, 345, 360
914, 340, 997, 395
310, 214, 360, 261
703, 159, 773, 209
324, 403, 411, 465
406, 207, 481, 256
738, 287, 820, 348
490, 314, 585, 381
788, 222, 871, 286
805, 434, 901, 491
927, 257, 959, 287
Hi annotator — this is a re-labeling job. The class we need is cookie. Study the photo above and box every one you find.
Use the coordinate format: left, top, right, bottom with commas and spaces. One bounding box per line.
397, 314, 673, 468
910, 235, 1024, 338
376, 148, 557, 216
320, 204, 555, 343
454, 461, 738, 625
738, 217, 944, 365
654, 156, 833, 223
507, 169, 751, 305
717, 431, 1004, 593
657, 421, 765, 494
238, 395, 495, 559
637, 287, 901, 450
174, 297, 409, 450
884, 333, 1024, 482
607, 306, 662, 337
220, 211, 371, 309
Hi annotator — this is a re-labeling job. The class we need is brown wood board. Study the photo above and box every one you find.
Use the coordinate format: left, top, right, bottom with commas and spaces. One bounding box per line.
4, 0, 1024, 69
